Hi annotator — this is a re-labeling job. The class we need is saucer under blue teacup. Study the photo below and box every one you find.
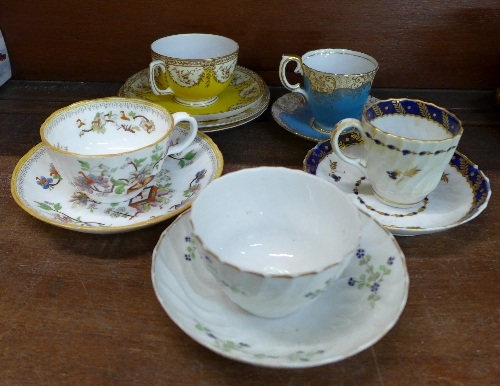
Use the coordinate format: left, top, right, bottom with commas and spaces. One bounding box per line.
279, 49, 378, 133
271, 93, 378, 142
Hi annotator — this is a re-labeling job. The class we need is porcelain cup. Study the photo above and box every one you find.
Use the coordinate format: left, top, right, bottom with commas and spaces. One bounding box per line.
189, 167, 362, 318
279, 49, 378, 133
149, 34, 239, 107
40, 97, 198, 204
331, 98, 463, 208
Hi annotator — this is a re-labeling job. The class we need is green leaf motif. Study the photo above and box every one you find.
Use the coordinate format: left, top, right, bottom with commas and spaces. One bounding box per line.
184, 150, 197, 161
115, 186, 125, 195
134, 158, 147, 168
348, 251, 395, 307
36, 202, 53, 211
110, 178, 127, 187
78, 160, 91, 171
54, 203, 62, 211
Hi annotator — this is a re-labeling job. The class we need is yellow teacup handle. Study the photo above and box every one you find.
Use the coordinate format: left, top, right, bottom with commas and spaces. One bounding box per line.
149, 60, 175, 96
330, 118, 367, 175
167, 112, 199, 155
279, 54, 308, 100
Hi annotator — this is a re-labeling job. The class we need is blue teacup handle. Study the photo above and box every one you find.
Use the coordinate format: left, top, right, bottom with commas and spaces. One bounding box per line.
279, 54, 308, 100
330, 118, 367, 175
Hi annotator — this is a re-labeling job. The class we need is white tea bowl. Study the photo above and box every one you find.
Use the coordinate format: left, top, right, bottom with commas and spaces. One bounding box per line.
190, 167, 362, 318
40, 97, 198, 204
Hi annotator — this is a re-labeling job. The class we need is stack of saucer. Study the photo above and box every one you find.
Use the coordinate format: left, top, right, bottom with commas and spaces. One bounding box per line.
119, 66, 269, 132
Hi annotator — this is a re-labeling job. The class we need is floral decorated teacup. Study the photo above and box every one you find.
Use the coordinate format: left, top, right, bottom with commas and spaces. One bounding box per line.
330, 98, 463, 208
149, 33, 239, 107
190, 167, 361, 318
40, 97, 198, 204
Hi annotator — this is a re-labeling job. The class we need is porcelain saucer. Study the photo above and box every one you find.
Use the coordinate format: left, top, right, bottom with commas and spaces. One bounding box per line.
271, 92, 378, 142
304, 133, 491, 236
119, 66, 269, 130
11, 127, 223, 234
151, 209, 408, 368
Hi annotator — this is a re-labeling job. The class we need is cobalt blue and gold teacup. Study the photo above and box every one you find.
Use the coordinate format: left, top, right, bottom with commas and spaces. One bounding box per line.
279, 49, 378, 133
330, 99, 463, 208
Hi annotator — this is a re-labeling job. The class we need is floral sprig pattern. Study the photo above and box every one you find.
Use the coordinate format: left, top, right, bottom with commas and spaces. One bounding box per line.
35, 201, 107, 227
36, 163, 62, 190
195, 323, 325, 362
72, 143, 166, 198
184, 233, 197, 261
32, 152, 208, 227
304, 278, 335, 299
169, 149, 197, 168
348, 249, 394, 307
77, 110, 156, 137
202, 254, 247, 295
386, 166, 421, 185
328, 160, 341, 182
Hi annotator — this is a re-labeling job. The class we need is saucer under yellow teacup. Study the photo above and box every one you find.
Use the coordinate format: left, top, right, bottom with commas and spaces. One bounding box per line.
149, 34, 239, 107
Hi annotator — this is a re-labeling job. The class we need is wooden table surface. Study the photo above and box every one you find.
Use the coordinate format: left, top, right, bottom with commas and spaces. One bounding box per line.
1, 81, 499, 385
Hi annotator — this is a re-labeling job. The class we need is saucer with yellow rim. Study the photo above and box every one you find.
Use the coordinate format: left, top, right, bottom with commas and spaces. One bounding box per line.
11, 126, 223, 234
119, 66, 269, 130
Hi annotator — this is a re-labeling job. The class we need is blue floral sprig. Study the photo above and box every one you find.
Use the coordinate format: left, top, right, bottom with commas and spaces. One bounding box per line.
348, 249, 394, 307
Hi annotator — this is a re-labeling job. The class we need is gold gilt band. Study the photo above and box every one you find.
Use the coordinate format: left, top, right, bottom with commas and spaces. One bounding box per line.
151, 51, 238, 68
303, 66, 376, 94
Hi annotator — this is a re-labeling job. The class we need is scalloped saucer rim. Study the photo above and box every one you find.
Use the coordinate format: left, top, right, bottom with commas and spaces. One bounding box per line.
151, 209, 408, 368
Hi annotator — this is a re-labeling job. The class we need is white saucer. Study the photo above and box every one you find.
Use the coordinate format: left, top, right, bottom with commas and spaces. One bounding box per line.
11, 126, 223, 234
119, 66, 270, 131
151, 209, 408, 368
271, 92, 377, 142
304, 134, 491, 236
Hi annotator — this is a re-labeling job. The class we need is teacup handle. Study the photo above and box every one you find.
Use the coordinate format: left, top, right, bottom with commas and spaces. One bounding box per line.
149, 60, 175, 96
167, 112, 199, 154
279, 54, 308, 100
330, 118, 367, 175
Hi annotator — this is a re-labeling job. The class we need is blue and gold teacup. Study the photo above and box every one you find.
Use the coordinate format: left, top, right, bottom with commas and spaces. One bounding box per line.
330, 99, 463, 208
279, 49, 378, 132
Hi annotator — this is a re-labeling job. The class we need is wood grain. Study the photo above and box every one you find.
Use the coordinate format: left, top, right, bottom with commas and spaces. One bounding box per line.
1, 1, 500, 89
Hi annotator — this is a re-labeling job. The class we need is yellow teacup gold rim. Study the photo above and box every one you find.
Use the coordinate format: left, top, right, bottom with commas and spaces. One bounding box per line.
151, 49, 239, 66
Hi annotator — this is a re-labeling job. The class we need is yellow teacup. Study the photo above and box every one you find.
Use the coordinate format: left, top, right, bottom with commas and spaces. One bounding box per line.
149, 34, 239, 107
